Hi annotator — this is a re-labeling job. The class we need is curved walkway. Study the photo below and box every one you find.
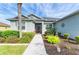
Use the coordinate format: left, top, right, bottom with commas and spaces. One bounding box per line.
23, 34, 47, 55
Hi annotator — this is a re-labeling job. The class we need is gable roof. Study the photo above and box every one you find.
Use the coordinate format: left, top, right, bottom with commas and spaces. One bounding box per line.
56, 10, 79, 22
12, 15, 28, 19
7, 14, 59, 22
7, 15, 28, 21
0, 22, 10, 27
27, 14, 41, 19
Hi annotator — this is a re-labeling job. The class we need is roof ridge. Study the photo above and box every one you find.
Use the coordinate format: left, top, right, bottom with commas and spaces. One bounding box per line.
26, 13, 42, 19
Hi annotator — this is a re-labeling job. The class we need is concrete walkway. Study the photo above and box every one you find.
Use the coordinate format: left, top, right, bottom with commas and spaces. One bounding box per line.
23, 34, 47, 55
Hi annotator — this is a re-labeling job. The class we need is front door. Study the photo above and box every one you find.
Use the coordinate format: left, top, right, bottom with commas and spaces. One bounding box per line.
35, 23, 42, 33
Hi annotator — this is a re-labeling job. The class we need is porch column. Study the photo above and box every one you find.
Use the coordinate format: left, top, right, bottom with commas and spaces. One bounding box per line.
42, 22, 44, 34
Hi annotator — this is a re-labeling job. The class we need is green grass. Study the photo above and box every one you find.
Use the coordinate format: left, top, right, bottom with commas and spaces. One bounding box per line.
0, 45, 27, 55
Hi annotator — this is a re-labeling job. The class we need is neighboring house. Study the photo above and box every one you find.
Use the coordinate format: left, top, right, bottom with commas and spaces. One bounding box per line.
7, 14, 59, 34
0, 22, 10, 31
55, 10, 79, 39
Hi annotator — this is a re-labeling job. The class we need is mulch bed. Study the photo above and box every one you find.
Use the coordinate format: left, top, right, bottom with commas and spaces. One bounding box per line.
43, 39, 79, 55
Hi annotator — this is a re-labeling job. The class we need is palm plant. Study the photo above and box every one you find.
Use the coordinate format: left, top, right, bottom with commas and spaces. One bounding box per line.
18, 3, 22, 38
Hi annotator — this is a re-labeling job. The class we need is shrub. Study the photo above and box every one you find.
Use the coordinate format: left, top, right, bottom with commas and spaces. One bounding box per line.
26, 32, 35, 39
43, 35, 48, 40
1, 30, 19, 38
5, 36, 20, 43
46, 25, 55, 35
0, 37, 5, 43
47, 35, 60, 44
22, 32, 35, 39
64, 33, 70, 39
20, 36, 31, 43
20, 32, 35, 43
75, 36, 79, 44
0, 32, 35, 43
44, 31, 48, 35
58, 32, 61, 36
0, 31, 3, 37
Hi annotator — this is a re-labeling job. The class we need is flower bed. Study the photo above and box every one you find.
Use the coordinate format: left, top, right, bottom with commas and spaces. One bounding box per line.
43, 34, 79, 55
43, 40, 78, 55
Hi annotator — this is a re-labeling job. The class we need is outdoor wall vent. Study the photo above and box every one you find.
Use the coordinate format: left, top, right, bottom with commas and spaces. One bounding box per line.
61, 23, 65, 27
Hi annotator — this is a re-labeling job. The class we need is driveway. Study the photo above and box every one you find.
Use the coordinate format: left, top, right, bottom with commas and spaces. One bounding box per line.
23, 34, 47, 55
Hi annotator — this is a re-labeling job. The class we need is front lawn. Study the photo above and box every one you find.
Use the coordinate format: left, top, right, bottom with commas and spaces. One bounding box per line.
0, 45, 27, 55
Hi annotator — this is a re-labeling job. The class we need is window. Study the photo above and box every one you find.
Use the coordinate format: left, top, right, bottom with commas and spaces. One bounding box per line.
18, 21, 25, 30
18, 25, 25, 30
22, 26, 25, 30
22, 21, 25, 30
46, 23, 52, 29
49, 24, 52, 28
18, 26, 19, 30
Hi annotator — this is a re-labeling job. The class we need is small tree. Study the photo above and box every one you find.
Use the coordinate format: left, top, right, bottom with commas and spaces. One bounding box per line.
46, 27, 54, 35
46, 24, 55, 35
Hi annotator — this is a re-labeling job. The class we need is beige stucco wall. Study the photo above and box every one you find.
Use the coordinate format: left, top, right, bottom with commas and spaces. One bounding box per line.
0, 27, 10, 31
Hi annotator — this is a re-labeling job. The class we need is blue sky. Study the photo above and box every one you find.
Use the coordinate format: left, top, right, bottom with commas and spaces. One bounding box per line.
0, 3, 79, 24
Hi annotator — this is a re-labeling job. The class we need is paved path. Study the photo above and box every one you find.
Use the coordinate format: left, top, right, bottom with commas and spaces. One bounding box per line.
23, 34, 47, 55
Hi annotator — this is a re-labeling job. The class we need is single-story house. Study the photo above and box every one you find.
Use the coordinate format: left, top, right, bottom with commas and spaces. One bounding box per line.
7, 14, 59, 34
0, 22, 10, 31
7, 10, 79, 39
55, 10, 79, 39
